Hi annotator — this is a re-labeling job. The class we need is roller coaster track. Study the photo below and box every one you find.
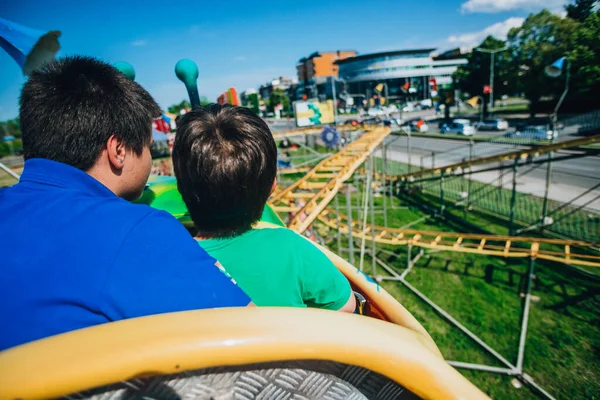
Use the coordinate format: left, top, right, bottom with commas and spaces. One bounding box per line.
271, 124, 370, 140
394, 134, 600, 183
269, 126, 391, 233
316, 208, 600, 268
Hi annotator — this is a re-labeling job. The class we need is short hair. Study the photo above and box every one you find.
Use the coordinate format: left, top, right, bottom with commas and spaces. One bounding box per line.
173, 104, 277, 238
20, 56, 161, 170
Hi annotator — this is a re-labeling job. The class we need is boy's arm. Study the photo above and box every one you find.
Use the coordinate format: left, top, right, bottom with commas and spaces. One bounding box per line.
287, 231, 355, 313
101, 210, 252, 320
338, 292, 357, 313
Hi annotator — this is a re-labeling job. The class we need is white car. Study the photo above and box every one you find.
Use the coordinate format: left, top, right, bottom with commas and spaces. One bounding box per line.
367, 107, 386, 117
441, 121, 476, 136
475, 118, 509, 131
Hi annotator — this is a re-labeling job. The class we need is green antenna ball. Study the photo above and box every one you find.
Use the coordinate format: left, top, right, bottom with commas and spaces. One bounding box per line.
175, 59, 199, 85
114, 61, 136, 81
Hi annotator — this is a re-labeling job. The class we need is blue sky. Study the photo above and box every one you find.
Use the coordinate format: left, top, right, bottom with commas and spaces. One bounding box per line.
0, 0, 569, 119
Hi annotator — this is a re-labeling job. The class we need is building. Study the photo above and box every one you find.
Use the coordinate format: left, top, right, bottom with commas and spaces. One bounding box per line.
258, 76, 296, 100
335, 48, 468, 106
296, 50, 356, 99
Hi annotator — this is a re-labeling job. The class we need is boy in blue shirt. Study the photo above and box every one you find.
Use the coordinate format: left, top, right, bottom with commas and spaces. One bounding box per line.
0, 57, 251, 351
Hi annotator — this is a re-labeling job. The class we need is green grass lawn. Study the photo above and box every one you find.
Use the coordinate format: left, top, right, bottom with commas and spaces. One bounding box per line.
279, 150, 599, 400
319, 192, 600, 400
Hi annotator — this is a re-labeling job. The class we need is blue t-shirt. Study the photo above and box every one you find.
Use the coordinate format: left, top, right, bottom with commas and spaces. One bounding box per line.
0, 159, 250, 351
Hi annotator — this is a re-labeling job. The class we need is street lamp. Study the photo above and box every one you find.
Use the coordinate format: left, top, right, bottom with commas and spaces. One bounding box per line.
539, 56, 570, 232
475, 46, 508, 110
545, 57, 571, 123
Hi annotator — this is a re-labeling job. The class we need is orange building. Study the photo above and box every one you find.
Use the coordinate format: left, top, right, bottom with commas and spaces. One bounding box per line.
297, 50, 356, 82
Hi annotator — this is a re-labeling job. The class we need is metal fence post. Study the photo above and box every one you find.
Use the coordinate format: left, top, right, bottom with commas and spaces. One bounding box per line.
440, 170, 445, 216
541, 145, 554, 233
382, 144, 388, 226
509, 158, 519, 236
407, 131, 412, 175
467, 140, 473, 210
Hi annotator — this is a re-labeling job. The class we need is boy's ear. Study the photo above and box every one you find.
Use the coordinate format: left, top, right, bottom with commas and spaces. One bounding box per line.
106, 134, 126, 171
270, 178, 277, 195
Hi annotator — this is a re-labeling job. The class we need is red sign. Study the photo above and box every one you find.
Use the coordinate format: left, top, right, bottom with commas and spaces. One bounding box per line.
429, 78, 438, 91
483, 85, 491, 94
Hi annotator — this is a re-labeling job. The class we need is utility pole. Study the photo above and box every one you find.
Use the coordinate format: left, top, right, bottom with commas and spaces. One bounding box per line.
475, 46, 508, 109
331, 77, 338, 125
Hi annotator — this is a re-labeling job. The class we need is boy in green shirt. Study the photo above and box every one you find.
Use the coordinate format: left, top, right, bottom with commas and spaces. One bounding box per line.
172, 104, 355, 312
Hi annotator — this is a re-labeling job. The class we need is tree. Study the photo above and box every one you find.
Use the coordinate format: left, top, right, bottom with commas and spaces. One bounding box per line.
167, 100, 191, 115
507, 10, 580, 116
0, 118, 21, 138
566, 9, 600, 109
245, 93, 260, 114
453, 36, 515, 117
167, 97, 211, 114
267, 89, 290, 113
565, 0, 598, 22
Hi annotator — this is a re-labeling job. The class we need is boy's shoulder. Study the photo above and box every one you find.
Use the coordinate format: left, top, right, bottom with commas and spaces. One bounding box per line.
253, 226, 304, 242
251, 227, 324, 255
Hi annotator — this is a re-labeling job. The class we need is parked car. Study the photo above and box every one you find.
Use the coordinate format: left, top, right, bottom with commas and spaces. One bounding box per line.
475, 118, 509, 131
407, 118, 429, 133
367, 107, 386, 117
506, 125, 557, 141
440, 121, 476, 136
401, 103, 415, 112
343, 119, 361, 127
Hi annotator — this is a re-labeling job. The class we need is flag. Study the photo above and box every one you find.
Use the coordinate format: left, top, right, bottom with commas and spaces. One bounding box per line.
466, 96, 480, 108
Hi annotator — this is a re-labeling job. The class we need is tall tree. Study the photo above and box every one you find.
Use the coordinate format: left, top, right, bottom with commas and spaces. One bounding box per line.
566, 9, 600, 109
565, 0, 598, 22
0, 118, 21, 138
267, 89, 290, 113
507, 10, 579, 116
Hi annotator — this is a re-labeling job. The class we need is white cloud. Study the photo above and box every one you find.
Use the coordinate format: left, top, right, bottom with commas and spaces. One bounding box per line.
447, 17, 524, 50
460, 0, 566, 13
234, 56, 247, 61
131, 40, 147, 47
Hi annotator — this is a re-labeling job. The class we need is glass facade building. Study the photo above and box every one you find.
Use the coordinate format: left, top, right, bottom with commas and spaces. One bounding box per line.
335, 49, 467, 104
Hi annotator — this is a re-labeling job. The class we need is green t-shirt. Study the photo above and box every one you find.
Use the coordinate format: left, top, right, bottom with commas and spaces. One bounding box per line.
198, 227, 351, 310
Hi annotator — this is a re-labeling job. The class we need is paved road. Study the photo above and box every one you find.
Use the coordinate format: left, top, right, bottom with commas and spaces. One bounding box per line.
382, 136, 600, 211
266, 114, 599, 211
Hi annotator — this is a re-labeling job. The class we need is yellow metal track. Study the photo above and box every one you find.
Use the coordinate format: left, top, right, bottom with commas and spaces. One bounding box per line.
396, 134, 600, 182
271, 124, 369, 140
269, 126, 391, 233
316, 208, 600, 268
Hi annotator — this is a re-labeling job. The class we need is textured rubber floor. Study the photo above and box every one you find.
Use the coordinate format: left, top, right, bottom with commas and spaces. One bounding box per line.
65, 360, 419, 400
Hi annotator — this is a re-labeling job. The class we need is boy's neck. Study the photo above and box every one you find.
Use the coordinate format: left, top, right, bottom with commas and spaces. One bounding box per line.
194, 228, 252, 241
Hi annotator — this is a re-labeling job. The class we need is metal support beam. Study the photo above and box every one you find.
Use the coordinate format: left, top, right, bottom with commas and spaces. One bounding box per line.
369, 156, 377, 276
516, 256, 535, 372
0, 162, 20, 181
447, 361, 514, 375
345, 186, 355, 265
335, 194, 342, 254
373, 256, 517, 370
